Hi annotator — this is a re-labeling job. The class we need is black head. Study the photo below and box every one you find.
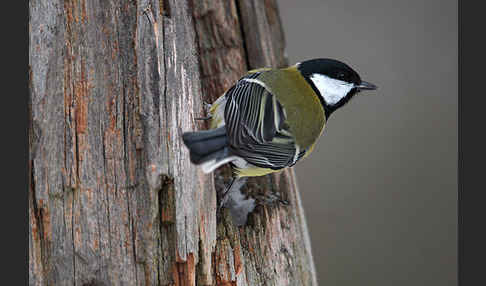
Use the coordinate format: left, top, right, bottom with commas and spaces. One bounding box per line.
297, 58, 377, 116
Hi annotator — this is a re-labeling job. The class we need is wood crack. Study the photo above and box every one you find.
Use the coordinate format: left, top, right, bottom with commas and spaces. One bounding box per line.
30, 160, 47, 279
72, 188, 76, 286
234, 0, 250, 69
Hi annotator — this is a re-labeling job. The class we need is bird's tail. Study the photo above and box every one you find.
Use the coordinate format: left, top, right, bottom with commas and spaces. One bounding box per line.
182, 126, 237, 173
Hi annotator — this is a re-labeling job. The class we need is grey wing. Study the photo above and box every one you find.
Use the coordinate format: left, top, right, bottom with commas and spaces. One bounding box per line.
224, 73, 306, 170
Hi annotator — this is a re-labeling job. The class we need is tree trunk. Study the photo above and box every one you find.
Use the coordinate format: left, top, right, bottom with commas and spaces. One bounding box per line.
29, 0, 317, 285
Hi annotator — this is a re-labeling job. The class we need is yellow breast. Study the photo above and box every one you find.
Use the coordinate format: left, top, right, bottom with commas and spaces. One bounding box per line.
234, 166, 281, 177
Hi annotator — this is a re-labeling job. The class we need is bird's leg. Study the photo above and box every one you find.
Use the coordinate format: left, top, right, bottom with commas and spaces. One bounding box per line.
218, 176, 238, 213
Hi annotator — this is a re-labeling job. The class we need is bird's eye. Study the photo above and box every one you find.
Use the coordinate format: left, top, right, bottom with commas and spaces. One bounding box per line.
338, 73, 345, 79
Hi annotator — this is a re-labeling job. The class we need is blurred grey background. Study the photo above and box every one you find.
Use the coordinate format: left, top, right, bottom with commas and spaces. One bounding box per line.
277, 0, 457, 285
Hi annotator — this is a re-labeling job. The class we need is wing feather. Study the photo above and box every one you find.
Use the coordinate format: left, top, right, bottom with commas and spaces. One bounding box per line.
224, 73, 307, 170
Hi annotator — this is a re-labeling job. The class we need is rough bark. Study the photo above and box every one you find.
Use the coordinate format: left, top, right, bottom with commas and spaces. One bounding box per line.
29, 0, 317, 285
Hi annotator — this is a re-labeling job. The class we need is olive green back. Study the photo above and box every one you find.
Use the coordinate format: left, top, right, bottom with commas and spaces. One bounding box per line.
257, 66, 326, 149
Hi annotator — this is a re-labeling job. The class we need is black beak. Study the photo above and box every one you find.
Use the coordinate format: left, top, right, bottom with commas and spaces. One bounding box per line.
356, 81, 378, 91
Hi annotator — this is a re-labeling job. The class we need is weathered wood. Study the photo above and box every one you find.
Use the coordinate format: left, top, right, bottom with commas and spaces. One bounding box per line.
29, 0, 316, 285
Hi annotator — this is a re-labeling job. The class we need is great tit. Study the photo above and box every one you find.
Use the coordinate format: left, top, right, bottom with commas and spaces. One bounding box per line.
182, 58, 377, 178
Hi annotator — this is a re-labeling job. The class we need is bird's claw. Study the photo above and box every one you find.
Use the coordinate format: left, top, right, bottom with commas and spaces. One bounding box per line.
203, 101, 212, 112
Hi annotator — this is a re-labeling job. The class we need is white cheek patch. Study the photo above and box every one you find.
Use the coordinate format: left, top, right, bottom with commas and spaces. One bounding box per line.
309, 74, 354, 105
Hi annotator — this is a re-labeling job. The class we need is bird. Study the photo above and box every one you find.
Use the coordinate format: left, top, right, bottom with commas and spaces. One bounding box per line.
182, 58, 377, 200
